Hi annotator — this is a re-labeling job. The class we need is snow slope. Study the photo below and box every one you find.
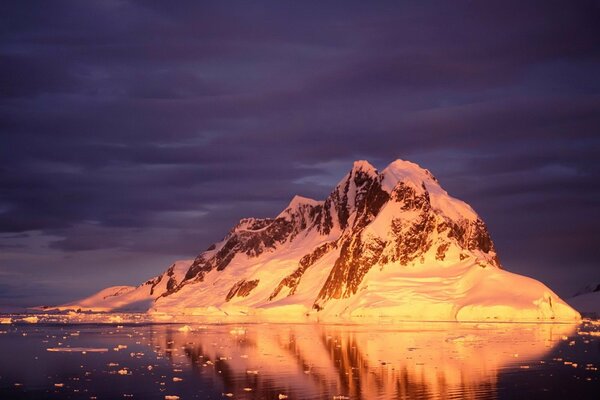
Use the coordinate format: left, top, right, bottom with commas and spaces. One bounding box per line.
58, 260, 192, 312
59, 159, 580, 322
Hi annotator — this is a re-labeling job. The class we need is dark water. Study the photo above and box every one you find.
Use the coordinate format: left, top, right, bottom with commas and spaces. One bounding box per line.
0, 317, 598, 399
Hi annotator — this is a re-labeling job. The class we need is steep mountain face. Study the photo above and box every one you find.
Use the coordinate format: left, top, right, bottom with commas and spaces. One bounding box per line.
60, 159, 580, 322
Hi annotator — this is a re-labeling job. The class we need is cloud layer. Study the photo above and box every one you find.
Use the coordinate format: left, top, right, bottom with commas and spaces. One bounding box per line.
1, 0, 599, 306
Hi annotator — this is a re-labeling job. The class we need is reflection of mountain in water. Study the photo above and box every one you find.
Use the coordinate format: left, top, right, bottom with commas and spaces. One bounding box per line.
148, 323, 576, 399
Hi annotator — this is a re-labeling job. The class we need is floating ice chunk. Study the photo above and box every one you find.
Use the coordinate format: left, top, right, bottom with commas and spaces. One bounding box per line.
165, 396, 180, 400
278, 395, 288, 399
178, 325, 193, 332
47, 347, 108, 353
0, 317, 11, 324
445, 334, 481, 343
22, 316, 39, 323
172, 377, 183, 382
117, 368, 129, 375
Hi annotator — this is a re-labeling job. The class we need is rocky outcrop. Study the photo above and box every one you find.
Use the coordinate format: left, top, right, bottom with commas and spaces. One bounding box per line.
313, 171, 499, 310
269, 241, 337, 300
226, 279, 260, 302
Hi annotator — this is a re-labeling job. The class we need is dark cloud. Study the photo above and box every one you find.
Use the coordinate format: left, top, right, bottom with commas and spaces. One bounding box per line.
0, 0, 599, 305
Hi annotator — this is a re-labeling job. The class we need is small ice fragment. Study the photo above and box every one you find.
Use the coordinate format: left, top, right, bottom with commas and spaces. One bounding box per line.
117, 368, 129, 375
23, 316, 39, 323
224, 393, 234, 398
278, 394, 288, 399
172, 377, 183, 382
246, 370, 258, 374
165, 396, 180, 400
54, 383, 64, 387
0, 317, 11, 324
243, 388, 253, 392
178, 325, 193, 332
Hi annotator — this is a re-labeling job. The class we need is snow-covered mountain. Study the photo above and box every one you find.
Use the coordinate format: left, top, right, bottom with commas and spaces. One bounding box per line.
569, 283, 600, 316
59, 159, 580, 322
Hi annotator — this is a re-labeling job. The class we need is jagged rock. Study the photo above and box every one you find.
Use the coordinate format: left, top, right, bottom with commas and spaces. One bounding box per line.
226, 279, 260, 302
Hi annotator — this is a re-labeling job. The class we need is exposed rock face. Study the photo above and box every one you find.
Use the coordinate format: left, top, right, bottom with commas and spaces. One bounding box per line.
312, 169, 499, 310
226, 279, 260, 301
170, 159, 501, 308
147, 262, 186, 295
269, 241, 337, 300
61, 159, 580, 322
183, 218, 294, 283
178, 202, 322, 292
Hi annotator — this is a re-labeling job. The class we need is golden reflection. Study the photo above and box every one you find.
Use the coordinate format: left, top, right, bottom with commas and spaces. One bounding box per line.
147, 322, 577, 400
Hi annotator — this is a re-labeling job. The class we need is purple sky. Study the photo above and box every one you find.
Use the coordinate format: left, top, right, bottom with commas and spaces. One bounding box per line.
1, 1, 599, 307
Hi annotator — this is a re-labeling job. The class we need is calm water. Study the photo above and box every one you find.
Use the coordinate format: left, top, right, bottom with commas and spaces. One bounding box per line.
0, 316, 598, 399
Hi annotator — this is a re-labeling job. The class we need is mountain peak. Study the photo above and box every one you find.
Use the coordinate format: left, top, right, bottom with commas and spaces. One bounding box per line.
381, 159, 438, 192
288, 195, 320, 208
351, 159, 377, 174
277, 195, 321, 219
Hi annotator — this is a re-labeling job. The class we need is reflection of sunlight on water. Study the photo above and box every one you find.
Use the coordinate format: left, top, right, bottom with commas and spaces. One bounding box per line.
149, 322, 577, 400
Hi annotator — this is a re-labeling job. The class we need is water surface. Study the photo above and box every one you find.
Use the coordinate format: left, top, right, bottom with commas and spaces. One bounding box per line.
0, 316, 598, 399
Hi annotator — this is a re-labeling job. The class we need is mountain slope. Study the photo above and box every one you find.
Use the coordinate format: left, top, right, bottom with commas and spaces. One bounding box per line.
59, 159, 580, 322
569, 283, 600, 316
57, 260, 192, 312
